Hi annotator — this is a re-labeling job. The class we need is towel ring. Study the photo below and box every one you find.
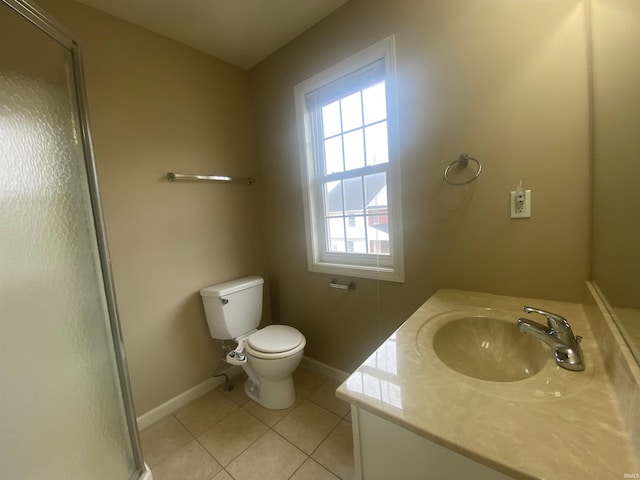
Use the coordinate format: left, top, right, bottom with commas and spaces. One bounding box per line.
444, 154, 482, 186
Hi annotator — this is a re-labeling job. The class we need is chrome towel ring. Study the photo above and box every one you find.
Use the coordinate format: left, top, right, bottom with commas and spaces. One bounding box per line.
444, 153, 482, 186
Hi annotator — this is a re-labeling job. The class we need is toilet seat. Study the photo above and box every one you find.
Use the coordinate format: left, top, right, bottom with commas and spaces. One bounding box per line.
245, 325, 306, 359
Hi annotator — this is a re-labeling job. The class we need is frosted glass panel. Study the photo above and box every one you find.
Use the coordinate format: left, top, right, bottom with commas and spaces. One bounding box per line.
0, 4, 136, 479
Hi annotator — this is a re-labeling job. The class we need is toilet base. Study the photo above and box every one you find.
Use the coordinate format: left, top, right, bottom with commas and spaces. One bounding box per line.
244, 376, 296, 410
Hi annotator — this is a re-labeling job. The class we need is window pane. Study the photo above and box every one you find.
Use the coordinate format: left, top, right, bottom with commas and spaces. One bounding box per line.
324, 136, 343, 174
346, 216, 367, 254
363, 81, 386, 125
367, 213, 390, 256
340, 91, 363, 131
327, 217, 346, 252
324, 181, 343, 216
322, 101, 341, 138
365, 172, 388, 214
343, 176, 364, 214
365, 122, 388, 166
343, 129, 365, 171
369, 239, 390, 255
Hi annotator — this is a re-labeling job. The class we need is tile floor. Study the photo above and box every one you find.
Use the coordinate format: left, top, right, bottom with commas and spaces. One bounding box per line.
140, 367, 355, 480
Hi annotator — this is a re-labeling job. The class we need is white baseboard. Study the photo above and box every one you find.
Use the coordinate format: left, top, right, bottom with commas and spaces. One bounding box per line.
136, 358, 349, 430
136, 365, 242, 430
301, 356, 350, 382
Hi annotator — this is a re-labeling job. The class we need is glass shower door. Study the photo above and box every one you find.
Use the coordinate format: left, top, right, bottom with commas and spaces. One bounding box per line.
0, 1, 147, 479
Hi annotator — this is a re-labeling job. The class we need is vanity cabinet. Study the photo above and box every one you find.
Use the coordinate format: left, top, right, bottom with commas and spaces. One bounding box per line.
351, 406, 513, 480
337, 290, 639, 479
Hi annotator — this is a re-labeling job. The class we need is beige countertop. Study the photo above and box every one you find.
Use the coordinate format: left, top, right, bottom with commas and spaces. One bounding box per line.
336, 289, 639, 480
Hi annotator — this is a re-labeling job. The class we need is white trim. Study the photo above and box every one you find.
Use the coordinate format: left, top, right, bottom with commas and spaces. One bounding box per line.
303, 260, 399, 282
351, 405, 364, 480
139, 464, 153, 480
294, 35, 405, 283
301, 355, 350, 382
136, 366, 242, 430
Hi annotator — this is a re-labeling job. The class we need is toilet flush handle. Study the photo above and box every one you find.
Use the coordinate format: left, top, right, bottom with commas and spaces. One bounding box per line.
220, 298, 229, 305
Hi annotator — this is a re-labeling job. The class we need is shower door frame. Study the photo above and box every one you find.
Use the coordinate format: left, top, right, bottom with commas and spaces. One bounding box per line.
2, 0, 147, 477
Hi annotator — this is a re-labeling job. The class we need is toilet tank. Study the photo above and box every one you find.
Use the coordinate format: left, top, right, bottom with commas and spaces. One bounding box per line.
200, 276, 264, 340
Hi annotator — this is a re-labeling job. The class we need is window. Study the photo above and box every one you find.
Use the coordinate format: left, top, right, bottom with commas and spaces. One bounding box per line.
294, 37, 404, 282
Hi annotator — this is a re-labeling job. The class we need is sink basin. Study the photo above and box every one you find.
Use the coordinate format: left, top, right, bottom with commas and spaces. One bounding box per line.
431, 316, 548, 382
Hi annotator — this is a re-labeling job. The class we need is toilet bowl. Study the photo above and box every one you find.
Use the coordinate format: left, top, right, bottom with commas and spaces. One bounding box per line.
241, 325, 305, 408
200, 276, 306, 410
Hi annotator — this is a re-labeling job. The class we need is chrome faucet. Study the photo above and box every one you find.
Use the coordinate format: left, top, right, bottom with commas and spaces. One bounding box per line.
517, 306, 584, 371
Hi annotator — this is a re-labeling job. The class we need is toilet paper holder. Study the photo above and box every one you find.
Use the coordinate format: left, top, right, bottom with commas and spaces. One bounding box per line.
329, 278, 356, 290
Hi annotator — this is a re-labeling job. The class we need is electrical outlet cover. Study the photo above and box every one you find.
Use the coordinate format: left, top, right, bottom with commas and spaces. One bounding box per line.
510, 190, 531, 218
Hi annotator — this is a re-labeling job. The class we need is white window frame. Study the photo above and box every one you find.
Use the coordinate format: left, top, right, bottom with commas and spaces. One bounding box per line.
294, 36, 404, 282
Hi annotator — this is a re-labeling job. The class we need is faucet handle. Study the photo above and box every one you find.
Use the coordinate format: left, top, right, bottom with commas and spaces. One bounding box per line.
522, 306, 571, 333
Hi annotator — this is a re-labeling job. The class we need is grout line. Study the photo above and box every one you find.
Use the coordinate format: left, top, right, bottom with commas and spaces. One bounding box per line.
307, 416, 342, 458
221, 427, 271, 469
193, 435, 220, 467
308, 418, 353, 479
143, 414, 196, 467
193, 408, 271, 469
146, 368, 347, 479
287, 457, 342, 480
305, 394, 349, 419
303, 376, 351, 424
212, 467, 235, 480
268, 428, 310, 460
287, 455, 307, 479
172, 412, 196, 435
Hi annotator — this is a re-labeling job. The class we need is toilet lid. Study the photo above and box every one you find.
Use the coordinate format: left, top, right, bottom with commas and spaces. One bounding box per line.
248, 325, 304, 353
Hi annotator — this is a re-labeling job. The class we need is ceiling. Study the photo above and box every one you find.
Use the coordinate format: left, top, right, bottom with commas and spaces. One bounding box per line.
75, 0, 349, 70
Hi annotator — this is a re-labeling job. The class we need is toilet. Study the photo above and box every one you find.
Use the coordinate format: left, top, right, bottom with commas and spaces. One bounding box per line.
200, 276, 306, 409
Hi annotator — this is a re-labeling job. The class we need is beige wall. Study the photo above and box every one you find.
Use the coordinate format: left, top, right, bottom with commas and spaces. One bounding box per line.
29, 0, 593, 411
591, 0, 640, 309
37, 0, 266, 414
250, 0, 591, 372
590, 0, 640, 359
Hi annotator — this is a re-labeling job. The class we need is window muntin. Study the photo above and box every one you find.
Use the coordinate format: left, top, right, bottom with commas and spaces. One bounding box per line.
295, 37, 403, 282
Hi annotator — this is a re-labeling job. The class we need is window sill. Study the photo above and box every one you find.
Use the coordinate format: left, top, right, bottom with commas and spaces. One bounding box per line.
308, 260, 404, 283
